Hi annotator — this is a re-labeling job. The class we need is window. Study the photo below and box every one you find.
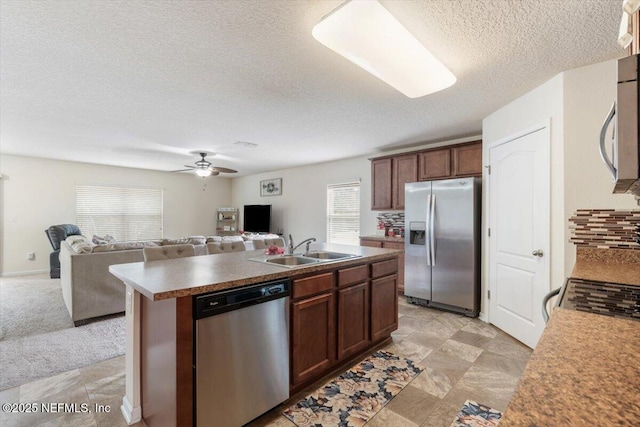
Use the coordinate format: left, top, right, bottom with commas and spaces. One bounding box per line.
76, 185, 163, 241
327, 181, 360, 245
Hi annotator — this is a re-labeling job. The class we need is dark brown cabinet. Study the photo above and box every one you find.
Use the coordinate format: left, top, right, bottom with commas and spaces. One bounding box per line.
392, 154, 418, 209
381, 241, 404, 294
371, 274, 398, 342
418, 148, 451, 180
291, 291, 335, 386
359, 238, 404, 294
370, 141, 482, 210
452, 143, 482, 177
371, 158, 392, 210
360, 239, 382, 248
337, 282, 370, 360
418, 141, 482, 180
289, 258, 399, 392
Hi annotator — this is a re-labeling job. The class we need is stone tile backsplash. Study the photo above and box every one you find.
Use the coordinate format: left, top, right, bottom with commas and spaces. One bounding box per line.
377, 212, 405, 229
569, 209, 640, 250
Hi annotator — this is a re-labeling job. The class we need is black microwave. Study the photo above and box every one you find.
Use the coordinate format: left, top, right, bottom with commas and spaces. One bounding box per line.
599, 53, 639, 197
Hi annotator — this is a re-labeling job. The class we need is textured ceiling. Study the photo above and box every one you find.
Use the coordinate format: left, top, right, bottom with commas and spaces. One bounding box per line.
0, 0, 624, 176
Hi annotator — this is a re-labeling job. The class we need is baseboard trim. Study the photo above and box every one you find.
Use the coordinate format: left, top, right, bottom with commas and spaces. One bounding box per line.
478, 311, 488, 322
0, 269, 49, 277
120, 395, 141, 425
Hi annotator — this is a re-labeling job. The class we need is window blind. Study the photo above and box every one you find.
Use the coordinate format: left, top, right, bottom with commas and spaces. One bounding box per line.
76, 185, 163, 242
327, 181, 360, 245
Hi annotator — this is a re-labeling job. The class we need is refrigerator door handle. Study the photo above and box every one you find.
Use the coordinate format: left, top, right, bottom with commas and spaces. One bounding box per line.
430, 194, 436, 266
425, 194, 432, 266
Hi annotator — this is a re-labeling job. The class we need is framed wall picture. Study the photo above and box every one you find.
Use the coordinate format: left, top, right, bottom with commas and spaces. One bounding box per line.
260, 178, 282, 196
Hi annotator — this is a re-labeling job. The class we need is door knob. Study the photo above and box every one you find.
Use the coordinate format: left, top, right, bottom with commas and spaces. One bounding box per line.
532, 249, 544, 257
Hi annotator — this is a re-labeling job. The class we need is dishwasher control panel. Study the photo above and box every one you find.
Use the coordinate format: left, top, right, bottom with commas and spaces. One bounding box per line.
194, 279, 291, 319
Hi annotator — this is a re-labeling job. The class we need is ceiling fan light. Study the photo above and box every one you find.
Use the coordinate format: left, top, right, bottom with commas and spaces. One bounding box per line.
196, 168, 212, 177
312, 0, 456, 98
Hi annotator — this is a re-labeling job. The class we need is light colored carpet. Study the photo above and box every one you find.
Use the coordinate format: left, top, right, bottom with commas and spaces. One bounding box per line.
0, 274, 125, 390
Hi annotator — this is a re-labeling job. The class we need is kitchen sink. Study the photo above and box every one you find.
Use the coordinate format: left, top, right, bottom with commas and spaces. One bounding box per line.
264, 255, 322, 267
302, 251, 359, 260
251, 251, 361, 269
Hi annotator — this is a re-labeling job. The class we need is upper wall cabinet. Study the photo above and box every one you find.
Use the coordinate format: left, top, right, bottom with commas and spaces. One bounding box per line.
418, 148, 450, 180
370, 141, 482, 210
371, 158, 392, 210
392, 154, 418, 210
452, 143, 482, 177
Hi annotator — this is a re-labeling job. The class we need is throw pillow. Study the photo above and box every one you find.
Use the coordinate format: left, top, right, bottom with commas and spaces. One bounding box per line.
91, 234, 116, 245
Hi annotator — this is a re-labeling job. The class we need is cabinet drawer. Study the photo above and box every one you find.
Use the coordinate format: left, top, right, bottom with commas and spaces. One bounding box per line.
371, 258, 398, 279
383, 241, 404, 250
293, 272, 334, 299
360, 239, 383, 248
338, 264, 369, 288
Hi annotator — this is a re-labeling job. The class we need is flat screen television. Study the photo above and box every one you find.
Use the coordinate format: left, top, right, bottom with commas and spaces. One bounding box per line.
243, 205, 271, 233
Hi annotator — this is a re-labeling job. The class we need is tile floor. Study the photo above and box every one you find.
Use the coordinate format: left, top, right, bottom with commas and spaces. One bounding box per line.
0, 297, 532, 427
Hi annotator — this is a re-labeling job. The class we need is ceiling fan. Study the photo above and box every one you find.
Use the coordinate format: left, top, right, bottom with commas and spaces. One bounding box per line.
172, 152, 238, 177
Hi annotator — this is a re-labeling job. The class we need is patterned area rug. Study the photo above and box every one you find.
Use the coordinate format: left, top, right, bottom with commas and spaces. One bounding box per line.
283, 350, 422, 427
451, 400, 503, 426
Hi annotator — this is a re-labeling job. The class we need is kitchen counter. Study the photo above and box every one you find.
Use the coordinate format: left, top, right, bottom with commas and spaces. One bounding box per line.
112, 242, 402, 427
570, 247, 640, 286
360, 235, 405, 243
501, 246, 640, 425
500, 308, 640, 426
110, 243, 401, 301
571, 260, 640, 286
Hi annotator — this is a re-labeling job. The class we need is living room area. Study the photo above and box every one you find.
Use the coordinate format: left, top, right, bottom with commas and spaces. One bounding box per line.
0, 145, 381, 391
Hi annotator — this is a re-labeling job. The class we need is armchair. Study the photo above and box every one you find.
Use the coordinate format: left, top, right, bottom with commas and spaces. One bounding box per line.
45, 224, 82, 278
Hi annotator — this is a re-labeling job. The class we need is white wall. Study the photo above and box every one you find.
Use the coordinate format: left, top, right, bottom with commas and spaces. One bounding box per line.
481, 57, 640, 319
230, 156, 376, 245
482, 73, 565, 316
230, 134, 484, 247
563, 59, 639, 273
0, 155, 231, 275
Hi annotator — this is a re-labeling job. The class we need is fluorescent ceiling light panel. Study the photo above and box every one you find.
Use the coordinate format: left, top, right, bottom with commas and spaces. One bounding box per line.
312, 0, 456, 98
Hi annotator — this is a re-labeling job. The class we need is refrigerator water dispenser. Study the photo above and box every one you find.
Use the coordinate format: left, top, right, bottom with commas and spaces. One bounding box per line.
409, 221, 426, 245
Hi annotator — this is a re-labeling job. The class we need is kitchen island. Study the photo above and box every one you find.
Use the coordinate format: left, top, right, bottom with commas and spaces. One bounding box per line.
109, 243, 402, 427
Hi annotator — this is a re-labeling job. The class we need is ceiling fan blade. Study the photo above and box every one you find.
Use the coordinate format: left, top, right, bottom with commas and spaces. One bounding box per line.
210, 171, 220, 176
183, 165, 196, 169
211, 166, 238, 173
170, 168, 193, 172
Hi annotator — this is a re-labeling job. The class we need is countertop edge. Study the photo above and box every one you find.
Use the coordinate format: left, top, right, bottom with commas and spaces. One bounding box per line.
111, 247, 402, 301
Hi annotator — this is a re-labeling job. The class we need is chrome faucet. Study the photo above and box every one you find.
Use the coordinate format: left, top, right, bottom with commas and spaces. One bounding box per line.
288, 234, 316, 255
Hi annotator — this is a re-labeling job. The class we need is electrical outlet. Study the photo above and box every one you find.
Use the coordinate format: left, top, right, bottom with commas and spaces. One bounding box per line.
27, 252, 35, 260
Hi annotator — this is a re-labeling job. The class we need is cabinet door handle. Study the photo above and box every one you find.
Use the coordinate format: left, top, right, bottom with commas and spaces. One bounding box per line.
532, 250, 544, 257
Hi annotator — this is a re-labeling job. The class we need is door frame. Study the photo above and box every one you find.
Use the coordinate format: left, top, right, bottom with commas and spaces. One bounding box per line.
482, 120, 551, 325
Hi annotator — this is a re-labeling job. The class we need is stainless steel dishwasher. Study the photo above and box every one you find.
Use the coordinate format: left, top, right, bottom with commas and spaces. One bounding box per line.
194, 279, 290, 427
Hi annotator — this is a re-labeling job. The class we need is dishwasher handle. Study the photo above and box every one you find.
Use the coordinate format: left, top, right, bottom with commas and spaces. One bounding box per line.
195, 279, 290, 319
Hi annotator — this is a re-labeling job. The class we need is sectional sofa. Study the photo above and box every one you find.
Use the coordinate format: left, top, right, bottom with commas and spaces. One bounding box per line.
59, 234, 284, 325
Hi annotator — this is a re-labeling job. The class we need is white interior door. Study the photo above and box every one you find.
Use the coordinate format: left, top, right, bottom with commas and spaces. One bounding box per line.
488, 125, 550, 349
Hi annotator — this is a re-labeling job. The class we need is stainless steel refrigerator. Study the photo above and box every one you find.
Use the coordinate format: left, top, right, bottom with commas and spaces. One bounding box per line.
405, 178, 481, 317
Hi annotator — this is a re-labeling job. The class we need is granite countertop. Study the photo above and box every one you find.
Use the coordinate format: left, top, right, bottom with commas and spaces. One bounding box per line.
500, 308, 640, 426
571, 260, 640, 286
109, 243, 401, 301
570, 247, 640, 286
359, 235, 405, 243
